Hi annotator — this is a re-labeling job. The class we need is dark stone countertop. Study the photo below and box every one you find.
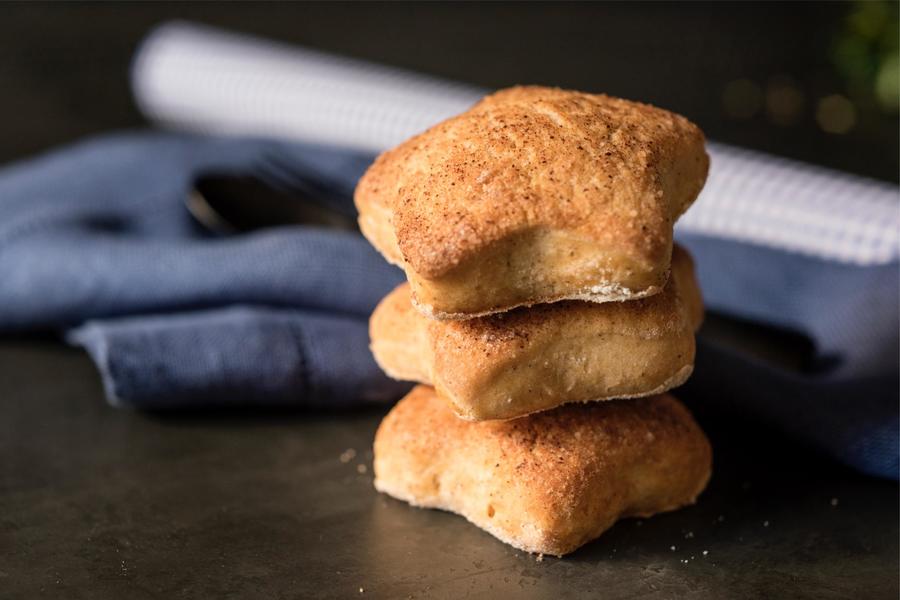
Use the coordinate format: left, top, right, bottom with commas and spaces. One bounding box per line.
1, 339, 897, 599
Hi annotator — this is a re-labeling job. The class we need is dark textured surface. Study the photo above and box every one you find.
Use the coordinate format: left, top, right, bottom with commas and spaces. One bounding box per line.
1, 339, 897, 599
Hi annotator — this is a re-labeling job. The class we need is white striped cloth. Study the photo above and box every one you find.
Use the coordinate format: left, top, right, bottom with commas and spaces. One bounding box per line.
132, 21, 900, 266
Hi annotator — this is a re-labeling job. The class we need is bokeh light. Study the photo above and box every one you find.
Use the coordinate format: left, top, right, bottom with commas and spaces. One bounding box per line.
766, 76, 806, 126
723, 79, 763, 119
816, 94, 857, 134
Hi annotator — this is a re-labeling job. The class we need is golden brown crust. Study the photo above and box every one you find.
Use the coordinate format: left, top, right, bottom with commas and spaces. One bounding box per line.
355, 85, 709, 318
370, 245, 703, 420
374, 386, 712, 556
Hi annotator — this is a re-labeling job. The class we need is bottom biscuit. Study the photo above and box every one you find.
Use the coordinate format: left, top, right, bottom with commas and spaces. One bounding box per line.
373, 385, 712, 556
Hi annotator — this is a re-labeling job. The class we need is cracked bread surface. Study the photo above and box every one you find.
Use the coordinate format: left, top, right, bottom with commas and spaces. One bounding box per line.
370, 245, 703, 420
356, 85, 709, 319
373, 386, 712, 556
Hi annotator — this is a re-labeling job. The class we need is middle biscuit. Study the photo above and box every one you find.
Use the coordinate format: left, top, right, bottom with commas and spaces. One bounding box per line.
371, 245, 703, 421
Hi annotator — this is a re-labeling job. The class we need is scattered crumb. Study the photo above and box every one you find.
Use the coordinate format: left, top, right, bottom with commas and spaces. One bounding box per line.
763, 520, 770, 527
670, 545, 676, 551
830, 497, 839, 507
340, 448, 357, 463
702, 550, 709, 556
357, 464, 368, 474
685, 531, 694, 539
536, 554, 544, 562
359, 587, 364, 593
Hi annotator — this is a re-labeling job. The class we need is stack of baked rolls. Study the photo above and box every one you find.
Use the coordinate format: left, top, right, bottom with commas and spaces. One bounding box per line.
356, 86, 713, 557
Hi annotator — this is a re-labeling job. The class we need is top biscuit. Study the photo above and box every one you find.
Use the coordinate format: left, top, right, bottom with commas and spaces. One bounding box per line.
356, 86, 709, 319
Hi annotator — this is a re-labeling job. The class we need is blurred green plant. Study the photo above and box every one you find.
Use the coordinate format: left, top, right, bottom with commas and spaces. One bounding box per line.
833, 0, 899, 113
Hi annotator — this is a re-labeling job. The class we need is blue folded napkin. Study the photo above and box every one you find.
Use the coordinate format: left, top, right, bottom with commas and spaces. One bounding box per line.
678, 234, 898, 479
0, 133, 409, 408
0, 132, 896, 479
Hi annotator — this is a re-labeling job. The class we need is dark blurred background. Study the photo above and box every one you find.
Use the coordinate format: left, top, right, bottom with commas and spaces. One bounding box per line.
1, 1, 897, 182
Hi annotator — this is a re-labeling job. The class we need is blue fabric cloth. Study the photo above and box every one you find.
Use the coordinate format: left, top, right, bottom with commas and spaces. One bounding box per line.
0, 133, 409, 408
0, 132, 896, 478
677, 235, 898, 479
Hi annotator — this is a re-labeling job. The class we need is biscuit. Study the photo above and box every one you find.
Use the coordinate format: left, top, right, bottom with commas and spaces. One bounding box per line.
371, 245, 702, 421
373, 385, 712, 556
356, 86, 709, 319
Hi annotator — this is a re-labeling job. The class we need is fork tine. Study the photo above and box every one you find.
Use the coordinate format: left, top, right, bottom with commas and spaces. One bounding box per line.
256, 159, 300, 193
258, 153, 357, 218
